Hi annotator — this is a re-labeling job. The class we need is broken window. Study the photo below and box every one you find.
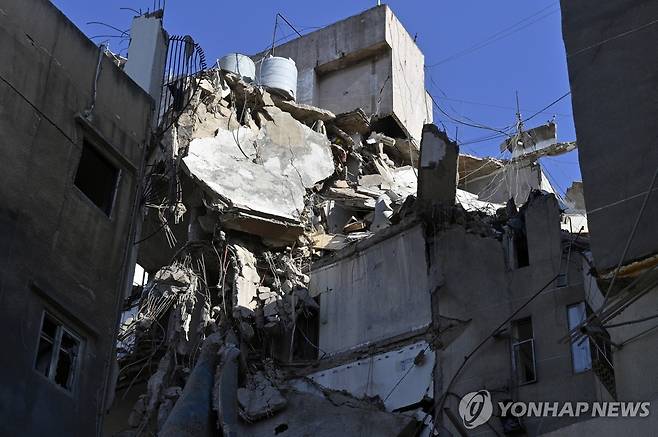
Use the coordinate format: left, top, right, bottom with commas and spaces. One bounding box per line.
74, 139, 119, 216
511, 317, 536, 384
35, 312, 82, 392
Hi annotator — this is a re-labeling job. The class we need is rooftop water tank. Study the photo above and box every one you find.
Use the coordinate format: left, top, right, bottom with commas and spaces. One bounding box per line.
257, 56, 297, 101
219, 53, 255, 82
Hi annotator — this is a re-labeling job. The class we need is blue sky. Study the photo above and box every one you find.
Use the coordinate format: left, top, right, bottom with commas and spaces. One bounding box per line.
52, 0, 580, 195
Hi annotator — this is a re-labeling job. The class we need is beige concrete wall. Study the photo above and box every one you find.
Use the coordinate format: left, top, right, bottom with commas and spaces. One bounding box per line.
254, 5, 431, 142
312, 224, 431, 354
386, 7, 432, 144
254, 5, 389, 108
317, 53, 392, 115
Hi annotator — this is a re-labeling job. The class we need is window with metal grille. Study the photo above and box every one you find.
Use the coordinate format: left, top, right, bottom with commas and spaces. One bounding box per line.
34, 312, 82, 392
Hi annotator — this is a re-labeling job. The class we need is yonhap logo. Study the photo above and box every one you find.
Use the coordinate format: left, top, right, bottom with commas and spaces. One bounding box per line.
456, 389, 651, 430
459, 390, 494, 429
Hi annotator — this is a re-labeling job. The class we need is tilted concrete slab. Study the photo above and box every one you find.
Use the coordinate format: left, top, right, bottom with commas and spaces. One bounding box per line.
182, 112, 335, 228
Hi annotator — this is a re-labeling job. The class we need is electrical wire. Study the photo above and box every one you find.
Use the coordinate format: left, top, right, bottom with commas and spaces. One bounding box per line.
602, 166, 658, 303
454, 90, 572, 147
277, 13, 303, 38
458, 151, 506, 182
428, 92, 511, 136
432, 274, 560, 430
521, 91, 571, 124
620, 323, 658, 347
426, 3, 559, 68
0, 73, 76, 145
438, 96, 572, 118
567, 18, 658, 58
86, 21, 129, 37
604, 313, 658, 329
382, 343, 431, 402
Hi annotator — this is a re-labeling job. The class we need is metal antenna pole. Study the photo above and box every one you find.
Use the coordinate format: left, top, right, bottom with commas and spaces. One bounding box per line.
515, 90, 523, 132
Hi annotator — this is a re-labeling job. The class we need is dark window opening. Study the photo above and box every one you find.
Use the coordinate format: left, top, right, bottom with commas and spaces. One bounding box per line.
512, 317, 536, 384
370, 115, 407, 139
291, 308, 320, 361
74, 139, 119, 216
35, 312, 82, 392
513, 228, 529, 268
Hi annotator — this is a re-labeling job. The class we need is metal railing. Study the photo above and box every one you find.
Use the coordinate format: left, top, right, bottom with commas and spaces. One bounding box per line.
156, 35, 208, 136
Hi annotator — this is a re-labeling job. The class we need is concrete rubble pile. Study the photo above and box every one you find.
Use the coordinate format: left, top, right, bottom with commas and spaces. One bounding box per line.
112, 67, 581, 436
113, 68, 450, 436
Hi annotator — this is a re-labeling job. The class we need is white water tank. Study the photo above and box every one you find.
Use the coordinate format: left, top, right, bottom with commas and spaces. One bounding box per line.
219, 53, 255, 81
257, 56, 297, 101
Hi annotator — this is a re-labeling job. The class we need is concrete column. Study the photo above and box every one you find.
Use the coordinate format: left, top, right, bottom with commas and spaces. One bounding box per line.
417, 124, 459, 207
124, 13, 168, 106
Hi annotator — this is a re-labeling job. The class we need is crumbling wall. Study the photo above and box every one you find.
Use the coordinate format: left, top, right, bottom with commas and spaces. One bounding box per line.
108, 60, 437, 434
311, 223, 431, 354
431, 194, 608, 436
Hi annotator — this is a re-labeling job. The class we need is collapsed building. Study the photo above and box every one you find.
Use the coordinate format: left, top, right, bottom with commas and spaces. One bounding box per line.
98, 6, 613, 437
4, 1, 644, 436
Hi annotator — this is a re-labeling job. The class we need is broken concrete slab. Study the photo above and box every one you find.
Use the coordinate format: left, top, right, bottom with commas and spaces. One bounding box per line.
388, 166, 418, 200
390, 138, 420, 165
359, 173, 387, 188
565, 181, 586, 211
270, 94, 336, 124
183, 128, 304, 220
183, 112, 334, 224
455, 189, 504, 213
332, 108, 371, 135
234, 390, 417, 437
233, 244, 261, 310
371, 195, 394, 232
291, 341, 434, 411
326, 187, 377, 209
458, 153, 505, 181
219, 211, 304, 243
257, 106, 335, 189
237, 372, 287, 421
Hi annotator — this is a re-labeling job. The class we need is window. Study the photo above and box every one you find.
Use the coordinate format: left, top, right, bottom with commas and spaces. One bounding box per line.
567, 302, 615, 396
567, 302, 592, 372
74, 139, 119, 215
512, 317, 536, 384
35, 312, 82, 392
